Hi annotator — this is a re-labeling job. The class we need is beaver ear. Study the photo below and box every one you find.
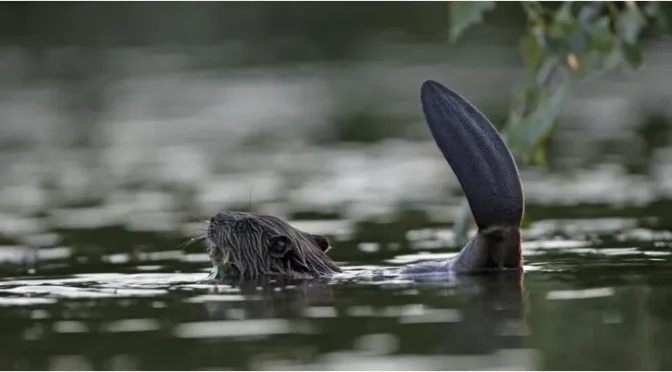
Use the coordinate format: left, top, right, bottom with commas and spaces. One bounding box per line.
269, 235, 293, 258
311, 234, 332, 252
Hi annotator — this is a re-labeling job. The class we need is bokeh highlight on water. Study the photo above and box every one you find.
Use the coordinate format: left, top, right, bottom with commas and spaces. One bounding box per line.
2, 3, 672, 370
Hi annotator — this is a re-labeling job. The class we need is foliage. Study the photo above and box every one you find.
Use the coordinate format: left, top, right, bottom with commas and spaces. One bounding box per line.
449, 1, 497, 42
448, 1, 669, 242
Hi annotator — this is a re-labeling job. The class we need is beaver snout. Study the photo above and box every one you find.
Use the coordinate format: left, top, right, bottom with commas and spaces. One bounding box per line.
210, 211, 244, 224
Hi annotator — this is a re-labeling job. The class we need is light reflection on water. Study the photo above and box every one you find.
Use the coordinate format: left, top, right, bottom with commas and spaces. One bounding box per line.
0, 234, 671, 370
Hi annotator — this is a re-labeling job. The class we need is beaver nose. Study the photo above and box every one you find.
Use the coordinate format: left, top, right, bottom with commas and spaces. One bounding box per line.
210, 212, 228, 224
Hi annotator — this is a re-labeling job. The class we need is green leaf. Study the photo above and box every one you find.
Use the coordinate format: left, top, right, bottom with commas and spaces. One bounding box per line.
522, 2, 545, 26
545, 19, 582, 55
527, 121, 557, 166
585, 16, 615, 52
622, 42, 644, 70
449, 1, 496, 43
554, 2, 574, 23
573, 47, 631, 78
520, 31, 545, 71
568, 28, 588, 52
506, 79, 570, 159
619, 3, 647, 44
603, 45, 624, 71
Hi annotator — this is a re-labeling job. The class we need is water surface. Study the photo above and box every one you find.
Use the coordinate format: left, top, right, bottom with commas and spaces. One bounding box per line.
2, 212, 672, 370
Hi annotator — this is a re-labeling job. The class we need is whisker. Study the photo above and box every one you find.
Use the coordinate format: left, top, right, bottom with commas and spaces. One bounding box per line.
177, 235, 206, 250
247, 183, 255, 211
184, 212, 208, 223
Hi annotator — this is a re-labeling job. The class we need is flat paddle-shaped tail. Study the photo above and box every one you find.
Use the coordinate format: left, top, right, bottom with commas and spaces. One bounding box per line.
418, 80, 524, 273
421, 80, 524, 229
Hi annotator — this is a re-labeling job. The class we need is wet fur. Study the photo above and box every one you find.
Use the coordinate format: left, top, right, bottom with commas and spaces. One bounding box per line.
206, 79, 524, 279
207, 211, 341, 279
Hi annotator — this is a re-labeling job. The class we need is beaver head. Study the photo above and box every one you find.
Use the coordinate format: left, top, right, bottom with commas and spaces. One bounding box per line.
206, 211, 342, 279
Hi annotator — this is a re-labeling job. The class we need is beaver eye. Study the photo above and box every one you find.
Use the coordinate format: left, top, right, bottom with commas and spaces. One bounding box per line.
269, 235, 293, 258
235, 220, 247, 232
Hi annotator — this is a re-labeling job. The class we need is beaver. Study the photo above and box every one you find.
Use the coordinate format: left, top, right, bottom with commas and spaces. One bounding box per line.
205, 80, 524, 280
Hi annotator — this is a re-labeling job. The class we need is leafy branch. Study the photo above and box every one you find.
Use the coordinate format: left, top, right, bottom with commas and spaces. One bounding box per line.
448, 1, 669, 243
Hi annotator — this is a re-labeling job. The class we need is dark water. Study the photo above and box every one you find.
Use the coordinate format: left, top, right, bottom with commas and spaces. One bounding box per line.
3, 3, 672, 370
2, 210, 672, 370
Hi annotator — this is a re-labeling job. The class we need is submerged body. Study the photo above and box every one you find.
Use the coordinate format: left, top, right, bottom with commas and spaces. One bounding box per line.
206, 80, 524, 280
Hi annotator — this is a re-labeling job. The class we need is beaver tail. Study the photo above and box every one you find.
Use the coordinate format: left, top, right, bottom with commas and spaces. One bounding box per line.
420, 80, 524, 230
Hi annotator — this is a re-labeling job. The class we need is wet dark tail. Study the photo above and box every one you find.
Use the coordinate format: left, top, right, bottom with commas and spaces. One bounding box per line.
420, 80, 524, 230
